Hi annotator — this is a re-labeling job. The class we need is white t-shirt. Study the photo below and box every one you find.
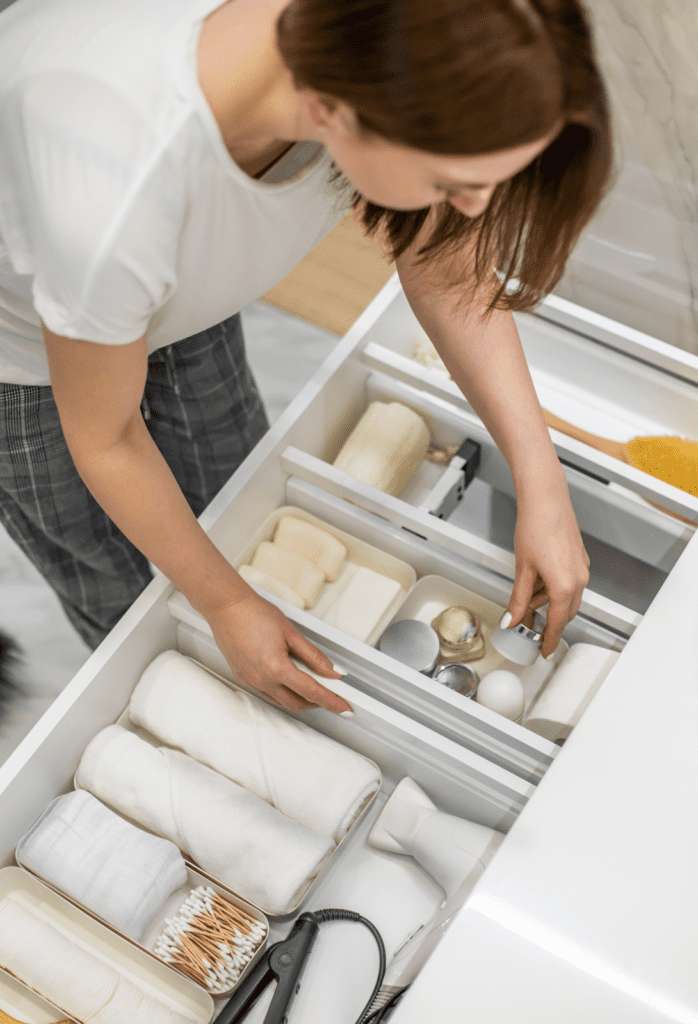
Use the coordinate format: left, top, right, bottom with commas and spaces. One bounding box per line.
0, 0, 352, 384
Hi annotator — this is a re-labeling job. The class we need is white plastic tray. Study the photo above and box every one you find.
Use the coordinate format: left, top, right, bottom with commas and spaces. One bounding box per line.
0, 867, 214, 1024
0, 965, 78, 1023
232, 505, 416, 646
15, 851, 269, 1000
384, 575, 570, 716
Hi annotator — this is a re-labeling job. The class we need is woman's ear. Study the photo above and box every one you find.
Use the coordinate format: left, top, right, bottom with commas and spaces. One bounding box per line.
303, 91, 359, 137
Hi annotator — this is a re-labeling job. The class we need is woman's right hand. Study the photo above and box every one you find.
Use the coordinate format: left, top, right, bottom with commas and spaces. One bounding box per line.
206, 588, 353, 713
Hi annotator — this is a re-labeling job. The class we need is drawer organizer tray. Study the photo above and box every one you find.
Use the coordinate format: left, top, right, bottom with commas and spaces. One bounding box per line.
232, 504, 415, 646
15, 853, 269, 1000
0, 867, 214, 1024
386, 574, 569, 720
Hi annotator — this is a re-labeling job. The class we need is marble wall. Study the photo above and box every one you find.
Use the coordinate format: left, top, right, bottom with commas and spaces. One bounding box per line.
556, 0, 698, 354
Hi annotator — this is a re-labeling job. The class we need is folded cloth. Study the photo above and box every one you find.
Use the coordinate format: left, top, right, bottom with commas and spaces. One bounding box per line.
16, 790, 188, 940
0, 893, 198, 1024
129, 651, 380, 842
76, 726, 334, 916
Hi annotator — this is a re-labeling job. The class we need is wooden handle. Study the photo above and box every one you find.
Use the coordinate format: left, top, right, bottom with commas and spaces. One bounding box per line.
541, 408, 626, 460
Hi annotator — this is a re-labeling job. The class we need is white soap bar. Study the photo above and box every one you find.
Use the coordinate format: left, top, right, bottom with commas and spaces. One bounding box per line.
333, 401, 431, 496
238, 564, 305, 609
251, 542, 325, 609
273, 516, 348, 582
323, 567, 404, 643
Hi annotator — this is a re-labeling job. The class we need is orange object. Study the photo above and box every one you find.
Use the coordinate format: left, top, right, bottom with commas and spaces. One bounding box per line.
0, 1009, 70, 1024
542, 409, 698, 522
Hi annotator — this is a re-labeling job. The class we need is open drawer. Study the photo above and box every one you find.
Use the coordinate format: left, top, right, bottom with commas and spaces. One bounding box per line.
162, 275, 698, 784
0, 585, 533, 1024
1, 275, 697, 1023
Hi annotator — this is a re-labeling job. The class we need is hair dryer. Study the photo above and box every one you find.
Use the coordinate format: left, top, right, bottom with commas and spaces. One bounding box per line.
366, 777, 504, 1008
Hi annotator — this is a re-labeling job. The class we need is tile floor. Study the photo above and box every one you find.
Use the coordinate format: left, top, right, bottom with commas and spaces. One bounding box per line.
0, 302, 339, 761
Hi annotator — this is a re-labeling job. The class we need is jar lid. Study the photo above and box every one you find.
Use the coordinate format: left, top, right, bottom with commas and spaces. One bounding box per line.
379, 620, 440, 674
431, 662, 479, 697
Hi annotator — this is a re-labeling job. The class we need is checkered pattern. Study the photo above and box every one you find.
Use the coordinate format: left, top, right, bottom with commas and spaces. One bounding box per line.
0, 314, 269, 649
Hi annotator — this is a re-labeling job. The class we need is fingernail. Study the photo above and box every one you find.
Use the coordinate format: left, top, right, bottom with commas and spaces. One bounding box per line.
332, 663, 348, 676
499, 612, 512, 629
340, 709, 355, 718
545, 649, 558, 662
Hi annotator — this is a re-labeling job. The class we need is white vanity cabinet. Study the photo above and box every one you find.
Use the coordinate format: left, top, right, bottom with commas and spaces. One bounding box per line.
0, 275, 696, 1024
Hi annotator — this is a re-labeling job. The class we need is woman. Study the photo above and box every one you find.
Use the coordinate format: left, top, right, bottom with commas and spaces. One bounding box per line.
0, 0, 609, 713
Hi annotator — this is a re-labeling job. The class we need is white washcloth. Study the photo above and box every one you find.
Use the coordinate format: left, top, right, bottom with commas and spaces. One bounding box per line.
77, 726, 334, 916
16, 790, 188, 940
129, 651, 380, 842
0, 893, 198, 1024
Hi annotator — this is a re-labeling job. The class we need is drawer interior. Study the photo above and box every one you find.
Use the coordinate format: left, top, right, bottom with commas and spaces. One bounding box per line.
0, 612, 533, 1024
360, 285, 698, 443
278, 359, 690, 612
177, 468, 628, 782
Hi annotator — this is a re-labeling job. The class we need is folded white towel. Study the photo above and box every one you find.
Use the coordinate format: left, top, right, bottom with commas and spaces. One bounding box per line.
129, 651, 380, 842
76, 726, 334, 916
0, 893, 198, 1024
16, 790, 188, 940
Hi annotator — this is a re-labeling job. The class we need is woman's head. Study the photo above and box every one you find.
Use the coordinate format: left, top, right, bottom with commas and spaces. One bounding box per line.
277, 0, 611, 309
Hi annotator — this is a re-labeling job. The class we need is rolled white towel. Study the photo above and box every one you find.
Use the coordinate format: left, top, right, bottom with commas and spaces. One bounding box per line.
77, 726, 334, 916
0, 893, 197, 1024
524, 643, 620, 741
129, 651, 380, 842
17, 790, 187, 940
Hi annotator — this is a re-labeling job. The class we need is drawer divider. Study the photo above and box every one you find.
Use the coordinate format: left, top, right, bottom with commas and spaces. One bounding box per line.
280, 446, 642, 637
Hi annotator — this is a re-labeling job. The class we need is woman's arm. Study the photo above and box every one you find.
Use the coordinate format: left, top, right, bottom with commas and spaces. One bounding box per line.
43, 324, 350, 712
396, 246, 589, 657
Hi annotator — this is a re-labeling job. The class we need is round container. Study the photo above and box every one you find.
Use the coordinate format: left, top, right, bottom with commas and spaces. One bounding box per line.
476, 669, 526, 721
378, 620, 440, 675
430, 606, 485, 663
431, 663, 479, 698
489, 618, 544, 666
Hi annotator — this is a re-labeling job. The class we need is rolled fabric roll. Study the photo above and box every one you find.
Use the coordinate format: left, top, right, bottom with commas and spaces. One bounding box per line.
76, 726, 334, 916
16, 790, 187, 940
523, 643, 620, 742
129, 651, 381, 842
0, 894, 197, 1024
333, 401, 431, 496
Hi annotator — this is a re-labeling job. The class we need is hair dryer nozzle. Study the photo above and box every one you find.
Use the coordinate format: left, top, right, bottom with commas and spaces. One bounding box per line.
368, 777, 504, 899
368, 777, 438, 855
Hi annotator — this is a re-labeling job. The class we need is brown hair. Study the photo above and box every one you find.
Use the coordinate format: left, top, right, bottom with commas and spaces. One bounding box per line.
277, 0, 611, 311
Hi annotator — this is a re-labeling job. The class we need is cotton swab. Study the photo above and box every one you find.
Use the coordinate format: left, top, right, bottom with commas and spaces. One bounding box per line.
153, 887, 266, 995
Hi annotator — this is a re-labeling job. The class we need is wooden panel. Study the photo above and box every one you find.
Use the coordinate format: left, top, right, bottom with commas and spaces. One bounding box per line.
262, 212, 395, 336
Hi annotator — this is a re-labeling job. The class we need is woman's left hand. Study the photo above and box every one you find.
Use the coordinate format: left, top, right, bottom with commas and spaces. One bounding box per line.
506, 478, 590, 658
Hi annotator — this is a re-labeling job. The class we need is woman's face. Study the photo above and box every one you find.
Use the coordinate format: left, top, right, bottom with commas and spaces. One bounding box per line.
308, 98, 558, 216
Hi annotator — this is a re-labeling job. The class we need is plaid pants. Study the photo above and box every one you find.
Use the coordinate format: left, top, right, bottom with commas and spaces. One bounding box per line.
0, 314, 269, 649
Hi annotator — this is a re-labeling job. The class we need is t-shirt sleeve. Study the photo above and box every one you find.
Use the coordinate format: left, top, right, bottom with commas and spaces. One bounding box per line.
0, 72, 183, 344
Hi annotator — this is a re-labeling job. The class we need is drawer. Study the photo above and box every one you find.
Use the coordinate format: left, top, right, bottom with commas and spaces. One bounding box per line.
2, 277, 696, 1024
163, 276, 698, 782
0, 589, 533, 1024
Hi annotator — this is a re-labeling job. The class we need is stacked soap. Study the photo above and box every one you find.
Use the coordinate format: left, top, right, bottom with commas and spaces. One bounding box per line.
239, 514, 406, 643
239, 515, 348, 610
333, 400, 430, 496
